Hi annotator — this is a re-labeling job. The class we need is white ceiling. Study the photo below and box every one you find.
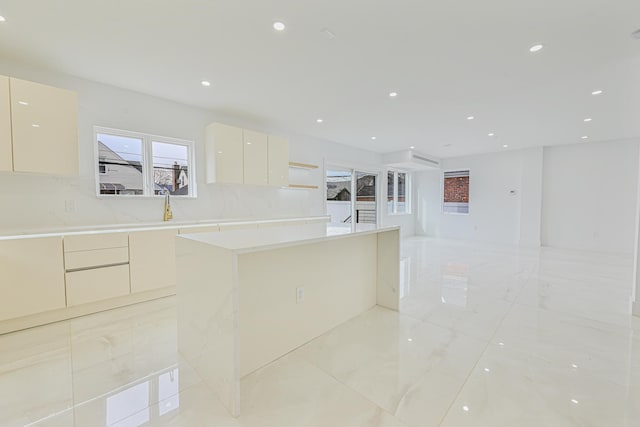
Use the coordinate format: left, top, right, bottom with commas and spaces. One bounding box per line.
0, 0, 639, 158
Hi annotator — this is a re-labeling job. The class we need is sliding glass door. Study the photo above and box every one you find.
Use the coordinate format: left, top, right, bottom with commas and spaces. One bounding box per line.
326, 167, 378, 232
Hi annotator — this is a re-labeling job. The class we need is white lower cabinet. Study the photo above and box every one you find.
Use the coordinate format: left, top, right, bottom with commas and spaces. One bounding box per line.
0, 236, 66, 321
65, 264, 131, 307
129, 229, 178, 293
63, 231, 131, 307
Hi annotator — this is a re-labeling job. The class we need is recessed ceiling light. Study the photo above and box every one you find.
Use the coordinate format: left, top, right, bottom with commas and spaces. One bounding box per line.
467, 116, 475, 120
0, 16, 6, 22
409, 146, 415, 149
571, 399, 579, 404
581, 136, 589, 140
484, 368, 491, 372
407, 338, 413, 342
529, 44, 544, 52
316, 118, 323, 123
503, 144, 509, 148
389, 92, 398, 97
201, 80, 211, 87
462, 406, 470, 412
217, 151, 223, 154
273, 21, 286, 31
591, 90, 603, 95
571, 364, 578, 369
371, 136, 377, 140
498, 342, 505, 346
584, 118, 592, 122
488, 133, 495, 137
18, 101, 29, 106
31, 124, 40, 128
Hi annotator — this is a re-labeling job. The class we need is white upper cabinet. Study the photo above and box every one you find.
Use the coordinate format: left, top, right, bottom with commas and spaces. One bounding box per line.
206, 122, 290, 187
206, 123, 244, 184
267, 135, 289, 187
10, 77, 78, 175
0, 76, 11, 172
243, 129, 268, 185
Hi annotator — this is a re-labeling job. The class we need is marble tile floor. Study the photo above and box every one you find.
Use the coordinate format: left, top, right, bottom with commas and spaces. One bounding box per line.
1, 237, 639, 426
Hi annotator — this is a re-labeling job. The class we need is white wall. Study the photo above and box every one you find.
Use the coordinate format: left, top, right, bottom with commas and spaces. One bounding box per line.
0, 60, 416, 235
541, 140, 640, 254
415, 140, 640, 254
415, 148, 543, 246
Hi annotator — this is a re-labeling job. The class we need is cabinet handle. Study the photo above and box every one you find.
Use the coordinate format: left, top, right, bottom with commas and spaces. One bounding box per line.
66, 261, 129, 273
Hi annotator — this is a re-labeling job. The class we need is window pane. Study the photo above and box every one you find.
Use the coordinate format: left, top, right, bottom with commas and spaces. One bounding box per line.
97, 133, 144, 195
152, 141, 189, 196
443, 170, 470, 214
397, 172, 407, 213
387, 171, 395, 214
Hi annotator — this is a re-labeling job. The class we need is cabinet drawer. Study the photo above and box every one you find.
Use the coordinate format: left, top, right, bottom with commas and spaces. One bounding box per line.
65, 264, 130, 307
64, 247, 129, 270
64, 232, 128, 252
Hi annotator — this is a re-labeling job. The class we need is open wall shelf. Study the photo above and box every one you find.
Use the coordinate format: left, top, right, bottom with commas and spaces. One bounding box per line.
288, 161, 319, 170
288, 161, 321, 190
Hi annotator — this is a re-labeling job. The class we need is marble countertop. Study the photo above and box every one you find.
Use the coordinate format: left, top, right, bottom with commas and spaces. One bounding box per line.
179, 224, 400, 254
0, 216, 330, 241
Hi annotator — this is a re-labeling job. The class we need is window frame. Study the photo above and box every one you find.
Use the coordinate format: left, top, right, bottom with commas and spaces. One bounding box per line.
387, 168, 411, 215
94, 126, 197, 198
442, 168, 470, 215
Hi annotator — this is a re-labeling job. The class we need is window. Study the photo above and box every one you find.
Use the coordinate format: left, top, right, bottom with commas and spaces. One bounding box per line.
443, 170, 469, 214
387, 169, 410, 214
95, 127, 195, 197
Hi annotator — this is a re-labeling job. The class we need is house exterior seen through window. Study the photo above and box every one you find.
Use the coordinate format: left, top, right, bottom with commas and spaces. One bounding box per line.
443, 170, 469, 214
96, 127, 195, 197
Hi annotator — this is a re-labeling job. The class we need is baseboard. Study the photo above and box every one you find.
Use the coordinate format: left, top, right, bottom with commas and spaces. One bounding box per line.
0, 286, 176, 335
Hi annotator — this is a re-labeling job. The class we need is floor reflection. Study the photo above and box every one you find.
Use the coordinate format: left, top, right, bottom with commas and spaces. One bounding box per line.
1, 237, 639, 426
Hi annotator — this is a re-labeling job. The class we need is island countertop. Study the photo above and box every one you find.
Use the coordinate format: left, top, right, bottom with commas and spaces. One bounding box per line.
178, 223, 401, 254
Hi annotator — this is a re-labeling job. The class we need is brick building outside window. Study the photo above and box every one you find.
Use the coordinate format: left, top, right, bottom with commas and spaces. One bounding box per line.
443, 170, 469, 214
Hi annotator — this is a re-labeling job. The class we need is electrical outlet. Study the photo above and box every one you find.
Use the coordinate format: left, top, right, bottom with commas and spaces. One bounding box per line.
65, 199, 76, 213
296, 287, 305, 304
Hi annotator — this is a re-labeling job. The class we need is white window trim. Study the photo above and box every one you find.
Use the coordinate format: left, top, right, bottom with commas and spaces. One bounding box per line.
387, 168, 411, 215
94, 126, 197, 198
442, 168, 470, 215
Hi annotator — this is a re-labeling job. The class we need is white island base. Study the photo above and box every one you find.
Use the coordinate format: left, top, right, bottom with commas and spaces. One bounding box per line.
176, 224, 400, 417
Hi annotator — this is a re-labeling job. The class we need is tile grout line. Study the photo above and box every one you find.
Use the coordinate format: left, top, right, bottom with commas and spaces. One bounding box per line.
435, 260, 535, 426
297, 353, 411, 426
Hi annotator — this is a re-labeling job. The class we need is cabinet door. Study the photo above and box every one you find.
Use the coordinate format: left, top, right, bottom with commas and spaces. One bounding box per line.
267, 135, 289, 187
206, 123, 243, 184
9, 78, 78, 176
129, 229, 178, 293
243, 130, 268, 185
0, 236, 66, 321
0, 75, 11, 172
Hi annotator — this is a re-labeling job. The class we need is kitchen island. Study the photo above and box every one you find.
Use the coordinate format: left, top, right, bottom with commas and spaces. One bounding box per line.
176, 224, 400, 417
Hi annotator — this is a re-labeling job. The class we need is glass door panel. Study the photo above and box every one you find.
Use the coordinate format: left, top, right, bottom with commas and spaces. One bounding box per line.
326, 169, 353, 233
355, 171, 377, 231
